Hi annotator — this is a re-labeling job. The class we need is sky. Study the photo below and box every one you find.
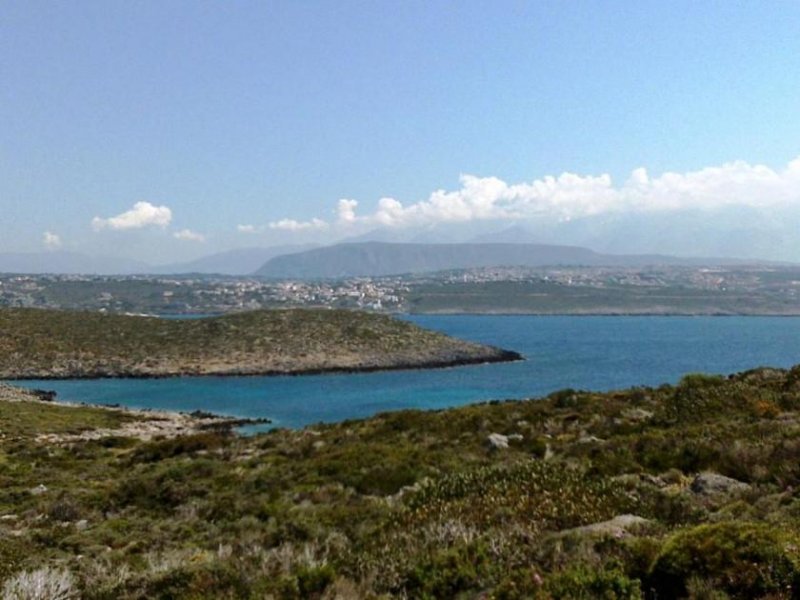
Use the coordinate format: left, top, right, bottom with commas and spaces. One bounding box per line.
3, 1, 800, 263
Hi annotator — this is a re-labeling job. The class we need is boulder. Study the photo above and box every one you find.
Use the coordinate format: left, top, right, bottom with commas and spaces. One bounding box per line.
622, 408, 654, 422
690, 472, 750, 496
561, 514, 651, 538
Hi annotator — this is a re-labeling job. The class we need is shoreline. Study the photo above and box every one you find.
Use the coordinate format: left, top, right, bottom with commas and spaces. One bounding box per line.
0, 348, 524, 381
0, 382, 270, 441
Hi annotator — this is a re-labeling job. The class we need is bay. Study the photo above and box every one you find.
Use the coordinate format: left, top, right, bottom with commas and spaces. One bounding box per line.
13, 315, 800, 430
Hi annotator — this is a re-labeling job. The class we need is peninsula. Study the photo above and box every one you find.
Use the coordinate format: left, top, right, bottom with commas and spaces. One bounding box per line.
0, 308, 519, 379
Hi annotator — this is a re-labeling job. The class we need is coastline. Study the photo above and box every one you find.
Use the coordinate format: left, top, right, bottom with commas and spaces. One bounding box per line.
0, 382, 269, 441
0, 348, 523, 381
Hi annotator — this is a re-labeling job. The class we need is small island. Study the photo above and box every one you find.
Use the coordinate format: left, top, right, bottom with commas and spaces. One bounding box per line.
0, 308, 520, 379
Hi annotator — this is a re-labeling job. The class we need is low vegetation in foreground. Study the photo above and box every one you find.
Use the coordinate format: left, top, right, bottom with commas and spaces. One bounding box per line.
4, 368, 800, 597
0, 308, 517, 378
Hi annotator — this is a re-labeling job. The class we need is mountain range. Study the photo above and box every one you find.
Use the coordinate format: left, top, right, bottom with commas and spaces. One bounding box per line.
0, 245, 315, 276
1, 218, 789, 277
254, 241, 759, 279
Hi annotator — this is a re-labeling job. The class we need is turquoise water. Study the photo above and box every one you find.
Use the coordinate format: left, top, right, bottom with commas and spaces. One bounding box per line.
13, 316, 800, 430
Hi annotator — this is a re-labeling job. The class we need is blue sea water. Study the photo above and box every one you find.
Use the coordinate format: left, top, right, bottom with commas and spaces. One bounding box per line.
13, 316, 800, 430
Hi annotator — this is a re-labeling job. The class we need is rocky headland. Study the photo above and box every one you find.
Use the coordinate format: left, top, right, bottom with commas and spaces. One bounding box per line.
0, 308, 521, 379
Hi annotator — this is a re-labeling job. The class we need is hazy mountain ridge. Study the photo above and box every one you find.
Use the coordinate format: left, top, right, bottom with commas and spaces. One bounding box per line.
151, 245, 318, 275
0, 245, 317, 276
0, 251, 150, 276
254, 241, 762, 279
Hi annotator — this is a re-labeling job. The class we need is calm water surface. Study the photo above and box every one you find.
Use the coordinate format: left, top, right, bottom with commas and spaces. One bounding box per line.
14, 316, 800, 430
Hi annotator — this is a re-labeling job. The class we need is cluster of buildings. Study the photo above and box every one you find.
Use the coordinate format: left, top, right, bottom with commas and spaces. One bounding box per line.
1, 266, 798, 315
0, 274, 408, 314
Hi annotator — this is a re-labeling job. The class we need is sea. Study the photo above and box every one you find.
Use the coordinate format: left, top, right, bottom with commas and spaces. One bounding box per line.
12, 315, 800, 431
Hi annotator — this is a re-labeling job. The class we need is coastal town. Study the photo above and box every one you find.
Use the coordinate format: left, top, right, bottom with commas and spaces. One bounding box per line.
1, 265, 799, 315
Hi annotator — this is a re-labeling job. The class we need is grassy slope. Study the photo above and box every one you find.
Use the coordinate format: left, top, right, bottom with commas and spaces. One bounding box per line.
4, 369, 800, 597
0, 308, 516, 378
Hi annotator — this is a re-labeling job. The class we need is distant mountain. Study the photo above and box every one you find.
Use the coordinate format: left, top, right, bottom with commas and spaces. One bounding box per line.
151, 245, 317, 275
254, 241, 750, 279
0, 251, 149, 275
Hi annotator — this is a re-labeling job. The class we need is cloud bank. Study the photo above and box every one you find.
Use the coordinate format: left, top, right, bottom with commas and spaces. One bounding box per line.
267, 157, 800, 232
173, 229, 206, 242
92, 201, 172, 231
269, 218, 328, 232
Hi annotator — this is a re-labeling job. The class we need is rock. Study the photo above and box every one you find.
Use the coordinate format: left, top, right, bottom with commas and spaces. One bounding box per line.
612, 473, 665, 488
561, 514, 651, 538
29, 484, 48, 495
507, 434, 524, 441
31, 389, 57, 402
487, 433, 509, 450
622, 408, 654, 422
75, 519, 89, 531
690, 472, 750, 496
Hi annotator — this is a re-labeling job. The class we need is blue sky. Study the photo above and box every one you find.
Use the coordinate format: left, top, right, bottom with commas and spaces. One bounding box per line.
3, 1, 800, 262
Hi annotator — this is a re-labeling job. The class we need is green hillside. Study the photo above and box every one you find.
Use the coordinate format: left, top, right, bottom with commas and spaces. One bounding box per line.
3, 367, 800, 597
0, 308, 518, 378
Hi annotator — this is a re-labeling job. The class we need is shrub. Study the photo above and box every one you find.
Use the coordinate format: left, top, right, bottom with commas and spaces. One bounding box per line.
2, 567, 77, 600
405, 542, 492, 598
131, 431, 231, 463
296, 564, 336, 598
679, 374, 727, 389
647, 521, 800, 598
541, 565, 642, 599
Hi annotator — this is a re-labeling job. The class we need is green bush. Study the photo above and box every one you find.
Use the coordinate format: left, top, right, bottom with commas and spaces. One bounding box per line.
542, 565, 642, 599
647, 521, 800, 598
405, 542, 492, 598
296, 564, 336, 598
131, 432, 232, 463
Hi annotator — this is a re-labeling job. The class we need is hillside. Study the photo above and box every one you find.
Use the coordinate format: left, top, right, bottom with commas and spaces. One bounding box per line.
4, 367, 800, 597
0, 308, 518, 378
254, 241, 745, 279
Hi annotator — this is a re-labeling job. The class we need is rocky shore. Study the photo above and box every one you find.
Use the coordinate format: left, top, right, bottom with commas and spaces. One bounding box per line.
0, 382, 269, 442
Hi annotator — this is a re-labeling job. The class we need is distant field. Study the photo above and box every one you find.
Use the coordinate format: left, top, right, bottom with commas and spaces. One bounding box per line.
0, 308, 517, 378
406, 280, 800, 314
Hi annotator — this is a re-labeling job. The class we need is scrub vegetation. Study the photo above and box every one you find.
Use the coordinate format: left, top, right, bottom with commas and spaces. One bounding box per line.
3, 366, 800, 597
0, 308, 518, 378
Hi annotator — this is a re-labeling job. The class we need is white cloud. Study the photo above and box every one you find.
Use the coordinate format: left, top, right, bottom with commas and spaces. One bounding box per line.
268, 218, 329, 231
337, 199, 358, 223
237, 224, 259, 234
268, 156, 800, 232
92, 201, 172, 231
42, 231, 62, 249
173, 229, 206, 242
